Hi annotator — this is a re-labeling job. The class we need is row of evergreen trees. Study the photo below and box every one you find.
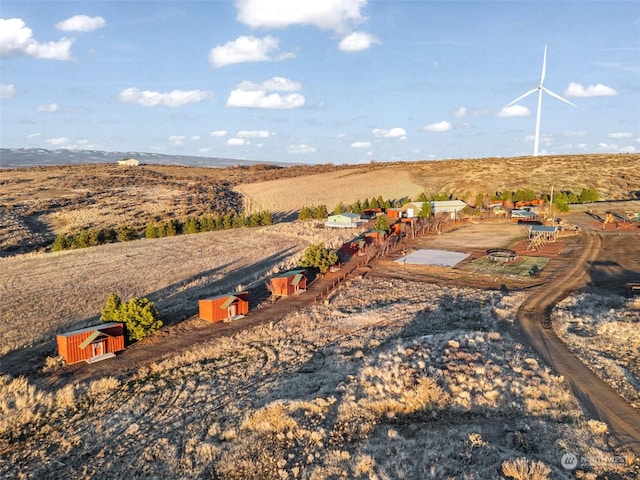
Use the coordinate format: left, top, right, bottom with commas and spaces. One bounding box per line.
144, 211, 273, 238
51, 210, 274, 252
298, 187, 599, 221
298, 192, 453, 221
52, 225, 137, 252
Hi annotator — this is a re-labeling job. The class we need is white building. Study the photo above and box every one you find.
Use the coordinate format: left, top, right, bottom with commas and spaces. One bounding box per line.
117, 158, 139, 166
431, 200, 468, 219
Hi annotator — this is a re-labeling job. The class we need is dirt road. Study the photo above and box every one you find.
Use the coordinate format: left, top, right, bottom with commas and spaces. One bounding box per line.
517, 226, 640, 456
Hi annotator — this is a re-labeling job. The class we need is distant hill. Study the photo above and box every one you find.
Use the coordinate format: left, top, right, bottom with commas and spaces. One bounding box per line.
0, 148, 289, 169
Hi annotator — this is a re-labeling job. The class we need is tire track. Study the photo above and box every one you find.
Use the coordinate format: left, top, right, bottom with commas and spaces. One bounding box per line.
517, 229, 640, 456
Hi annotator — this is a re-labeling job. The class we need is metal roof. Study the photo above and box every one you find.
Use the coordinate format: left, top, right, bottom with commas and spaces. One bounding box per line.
58, 322, 122, 337
220, 295, 239, 309
78, 330, 102, 350
291, 273, 304, 286
530, 225, 558, 232
273, 269, 306, 279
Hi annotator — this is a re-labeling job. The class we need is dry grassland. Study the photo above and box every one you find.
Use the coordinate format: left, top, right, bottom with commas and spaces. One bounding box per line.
236, 154, 640, 214
2, 277, 635, 479
1, 154, 638, 253
236, 168, 425, 213
0, 222, 362, 355
552, 293, 640, 410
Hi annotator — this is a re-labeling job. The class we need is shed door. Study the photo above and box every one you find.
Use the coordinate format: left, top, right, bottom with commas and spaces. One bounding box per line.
228, 303, 237, 318
92, 339, 106, 357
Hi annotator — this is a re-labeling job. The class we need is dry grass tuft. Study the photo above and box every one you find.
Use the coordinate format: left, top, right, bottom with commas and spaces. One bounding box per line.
502, 457, 551, 480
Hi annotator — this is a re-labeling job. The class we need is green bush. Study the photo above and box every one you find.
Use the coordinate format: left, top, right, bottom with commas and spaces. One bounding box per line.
100, 293, 162, 342
301, 243, 339, 274
374, 215, 391, 232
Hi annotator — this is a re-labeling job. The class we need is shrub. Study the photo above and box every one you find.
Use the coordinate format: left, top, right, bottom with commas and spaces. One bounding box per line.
374, 214, 390, 232
301, 243, 339, 274
117, 224, 138, 242
51, 234, 71, 252
121, 297, 162, 341
502, 457, 551, 480
100, 293, 162, 342
418, 201, 432, 218
100, 293, 122, 322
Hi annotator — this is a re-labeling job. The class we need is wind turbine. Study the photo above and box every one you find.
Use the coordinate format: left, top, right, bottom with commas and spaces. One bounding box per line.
504, 45, 577, 156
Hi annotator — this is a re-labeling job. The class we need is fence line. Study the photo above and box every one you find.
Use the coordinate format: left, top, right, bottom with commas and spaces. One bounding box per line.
312, 215, 457, 303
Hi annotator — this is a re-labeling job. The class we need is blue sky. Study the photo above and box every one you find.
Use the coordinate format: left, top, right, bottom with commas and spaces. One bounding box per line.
1, 1, 638, 164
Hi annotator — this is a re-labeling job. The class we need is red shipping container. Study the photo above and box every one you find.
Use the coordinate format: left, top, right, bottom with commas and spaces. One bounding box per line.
56, 323, 125, 365
199, 292, 249, 322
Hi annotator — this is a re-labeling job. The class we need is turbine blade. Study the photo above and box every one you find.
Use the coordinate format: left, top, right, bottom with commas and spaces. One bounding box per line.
504, 88, 538, 108
542, 87, 577, 107
540, 45, 547, 86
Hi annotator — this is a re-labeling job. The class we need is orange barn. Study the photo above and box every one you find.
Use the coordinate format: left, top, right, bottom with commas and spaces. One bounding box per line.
56, 322, 125, 365
199, 292, 249, 322
270, 270, 307, 296
365, 229, 388, 245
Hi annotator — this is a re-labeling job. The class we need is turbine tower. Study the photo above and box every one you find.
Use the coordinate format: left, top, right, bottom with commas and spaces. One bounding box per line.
504, 45, 577, 156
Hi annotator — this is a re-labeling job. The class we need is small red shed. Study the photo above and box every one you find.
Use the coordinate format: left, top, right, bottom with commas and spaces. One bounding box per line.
364, 229, 388, 245
270, 269, 307, 296
56, 322, 125, 365
199, 292, 249, 322
386, 208, 402, 219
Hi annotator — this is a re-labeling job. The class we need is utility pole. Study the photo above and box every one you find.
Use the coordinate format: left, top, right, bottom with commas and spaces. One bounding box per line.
549, 185, 555, 225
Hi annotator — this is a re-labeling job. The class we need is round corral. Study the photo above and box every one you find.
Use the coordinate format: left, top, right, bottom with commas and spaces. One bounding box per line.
486, 248, 518, 262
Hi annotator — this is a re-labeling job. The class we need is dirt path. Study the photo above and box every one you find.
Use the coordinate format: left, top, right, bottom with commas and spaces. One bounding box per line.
517, 227, 640, 456
40, 251, 372, 387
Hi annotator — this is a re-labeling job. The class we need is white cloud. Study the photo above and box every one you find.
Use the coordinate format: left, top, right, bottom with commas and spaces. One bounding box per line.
226, 77, 305, 109
36, 103, 59, 112
453, 106, 489, 118
0, 18, 74, 60
55, 15, 106, 32
606, 132, 633, 139
563, 131, 587, 137
423, 120, 452, 132
288, 144, 316, 154
351, 141, 372, 148
169, 135, 186, 145
209, 130, 228, 137
117, 87, 213, 107
237, 130, 272, 138
564, 82, 617, 98
497, 105, 531, 117
227, 138, 248, 146
260, 76, 302, 91
209, 35, 293, 68
372, 127, 406, 139
235, 0, 367, 33
199, 147, 211, 153
338, 31, 380, 52
46, 137, 70, 146
190, 135, 201, 140
27, 132, 42, 139
0, 83, 16, 98
453, 106, 468, 118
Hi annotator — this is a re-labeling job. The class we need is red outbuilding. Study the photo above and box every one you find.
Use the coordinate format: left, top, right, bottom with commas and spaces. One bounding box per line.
199, 292, 249, 322
270, 269, 307, 296
364, 229, 388, 245
56, 322, 125, 365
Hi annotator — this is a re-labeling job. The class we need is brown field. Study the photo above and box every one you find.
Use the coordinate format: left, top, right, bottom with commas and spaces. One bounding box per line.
0, 221, 362, 356
1, 156, 639, 478
236, 154, 640, 213
1, 153, 639, 253
1, 276, 636, 479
